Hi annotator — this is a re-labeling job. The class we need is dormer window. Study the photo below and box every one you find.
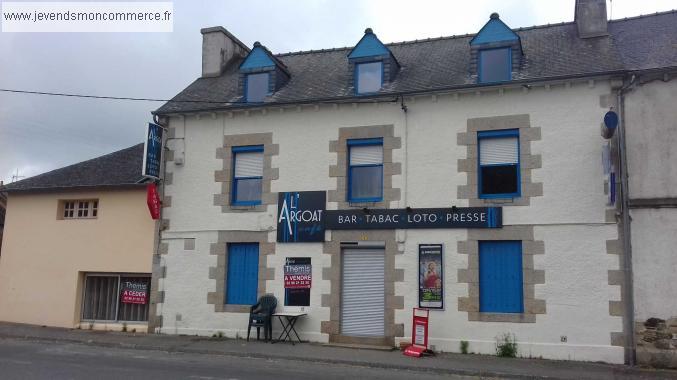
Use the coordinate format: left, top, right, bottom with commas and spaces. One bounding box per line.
348, 28, 399, 96
470, 13, 522, 85
356, 61, 383, 94
478, 47, 511, 83
239, 41, 290, 103
245, 72, 269, 103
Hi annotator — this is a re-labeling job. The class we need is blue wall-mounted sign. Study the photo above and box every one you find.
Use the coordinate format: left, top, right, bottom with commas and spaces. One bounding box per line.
602, 111, 618, 139
325, 207, 502, 230
142, 122, 164, 180
604, 111, 619, 130
277, 191, 326, 243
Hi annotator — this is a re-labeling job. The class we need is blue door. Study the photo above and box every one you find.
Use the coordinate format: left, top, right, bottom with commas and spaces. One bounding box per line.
226, 243, 259, 305
479, 241, 523, 313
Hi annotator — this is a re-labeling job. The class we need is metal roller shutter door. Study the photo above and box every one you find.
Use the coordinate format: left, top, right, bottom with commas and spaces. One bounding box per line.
341, 248, 385, 337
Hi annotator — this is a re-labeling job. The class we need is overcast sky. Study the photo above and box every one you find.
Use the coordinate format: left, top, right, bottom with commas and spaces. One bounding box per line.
1, 0, 675, 183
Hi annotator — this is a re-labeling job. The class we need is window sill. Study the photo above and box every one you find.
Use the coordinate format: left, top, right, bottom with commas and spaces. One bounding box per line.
217, 304, 251, 313
479, 193, 520, 200
469, 312, 535, 323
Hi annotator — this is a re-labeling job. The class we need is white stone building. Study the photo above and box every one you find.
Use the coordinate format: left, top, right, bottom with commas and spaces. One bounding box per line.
150, 1, 677, 365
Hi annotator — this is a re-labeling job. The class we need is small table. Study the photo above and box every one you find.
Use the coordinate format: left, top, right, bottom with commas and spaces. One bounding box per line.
272, 312, 307, 345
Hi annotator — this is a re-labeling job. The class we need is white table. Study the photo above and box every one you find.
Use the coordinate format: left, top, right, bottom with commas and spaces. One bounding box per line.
272, 312, 307, 345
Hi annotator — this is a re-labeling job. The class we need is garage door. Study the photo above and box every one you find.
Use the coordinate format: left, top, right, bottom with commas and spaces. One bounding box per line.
341, 248, 385, 337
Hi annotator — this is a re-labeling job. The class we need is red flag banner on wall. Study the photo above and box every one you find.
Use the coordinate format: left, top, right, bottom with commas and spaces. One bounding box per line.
146, 183, 161, 220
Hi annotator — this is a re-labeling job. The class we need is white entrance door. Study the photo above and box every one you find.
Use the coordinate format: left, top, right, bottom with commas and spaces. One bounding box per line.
341, 248, 385, 336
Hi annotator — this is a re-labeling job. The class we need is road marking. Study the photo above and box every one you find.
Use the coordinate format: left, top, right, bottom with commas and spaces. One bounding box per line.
0, 358, 33, 365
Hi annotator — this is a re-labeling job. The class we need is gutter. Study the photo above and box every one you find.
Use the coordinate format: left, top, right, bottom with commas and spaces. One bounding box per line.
0, 183, 148, 194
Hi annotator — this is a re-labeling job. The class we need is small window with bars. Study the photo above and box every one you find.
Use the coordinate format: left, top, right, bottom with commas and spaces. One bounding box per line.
62, 200, 98, 219
81, 274, 150, 322
478, 129, 520, 198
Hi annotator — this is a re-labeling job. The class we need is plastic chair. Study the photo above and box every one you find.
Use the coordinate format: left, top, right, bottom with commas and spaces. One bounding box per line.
247, 294, 277, 341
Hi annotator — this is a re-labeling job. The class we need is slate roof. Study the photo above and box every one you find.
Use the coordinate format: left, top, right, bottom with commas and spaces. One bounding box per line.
1, 144, 146, 193
155, 11, 677, 115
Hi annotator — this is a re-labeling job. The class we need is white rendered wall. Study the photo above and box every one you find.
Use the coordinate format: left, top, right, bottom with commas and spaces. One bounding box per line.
625, 79, 677, 323
159, 80, 622, 363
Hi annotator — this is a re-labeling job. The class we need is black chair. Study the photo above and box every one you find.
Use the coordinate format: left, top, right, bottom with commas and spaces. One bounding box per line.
247, 294, 277, 342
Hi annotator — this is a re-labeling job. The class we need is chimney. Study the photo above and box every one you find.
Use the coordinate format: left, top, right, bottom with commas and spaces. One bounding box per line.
200, 26, 249, 77
575, 0, 608, 38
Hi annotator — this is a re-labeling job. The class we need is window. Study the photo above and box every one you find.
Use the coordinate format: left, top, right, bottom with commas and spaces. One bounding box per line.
245, 72, 269, 103
478, 129, 520, 198
479, 241, 523, 313
232, 146, 264, 206
478, 47, 511, 83
355, 61, 383, 94
226, 243, 259, 305
81, 275, 150, 322
62, 200, 98, 219
348, 138, 383, 202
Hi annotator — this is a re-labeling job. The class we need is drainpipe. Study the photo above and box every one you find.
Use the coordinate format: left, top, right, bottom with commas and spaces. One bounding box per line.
617, 75, 636, 366
400, 95, 409, 244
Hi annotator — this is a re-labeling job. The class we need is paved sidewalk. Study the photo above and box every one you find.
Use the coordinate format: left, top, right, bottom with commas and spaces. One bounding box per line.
0, 322, 675, 379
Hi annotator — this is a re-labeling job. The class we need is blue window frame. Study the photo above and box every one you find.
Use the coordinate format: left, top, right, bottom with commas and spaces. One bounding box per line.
479, 241, 524, 313
226, 243, 259, 305
347, 138, 383, 202
478, 47, 512, 83
355, 61, 383, 95
477, 129, 520, 199
245, 72, 269, 103
232, 145, 264, 206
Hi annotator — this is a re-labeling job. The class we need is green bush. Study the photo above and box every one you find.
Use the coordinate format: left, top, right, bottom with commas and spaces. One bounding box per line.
460, 340, 469, 354
495, 333, 518, 358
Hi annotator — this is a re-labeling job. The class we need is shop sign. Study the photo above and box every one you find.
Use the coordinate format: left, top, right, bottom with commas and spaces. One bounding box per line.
325, 207, 502, 230
276, 191, 502, 243
142, 122, 164, 179
419, 244, 443, 309
120, 280, 148, 304
284, 257, 311, 307
146, 183, 161, 220
277, 191, 326, 243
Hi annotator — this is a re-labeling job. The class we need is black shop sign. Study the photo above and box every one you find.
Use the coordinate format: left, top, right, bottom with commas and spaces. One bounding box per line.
276, 191, 502, 243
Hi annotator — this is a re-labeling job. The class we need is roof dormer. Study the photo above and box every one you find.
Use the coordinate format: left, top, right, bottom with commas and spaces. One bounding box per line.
239, 42, 290, 103
348, 28, 399, 95
470, 13, 522, 84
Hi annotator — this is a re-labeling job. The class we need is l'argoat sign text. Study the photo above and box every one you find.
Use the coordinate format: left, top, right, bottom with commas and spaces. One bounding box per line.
276, 191, 502, 242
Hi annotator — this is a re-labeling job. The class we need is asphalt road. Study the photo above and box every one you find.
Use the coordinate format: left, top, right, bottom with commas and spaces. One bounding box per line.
0, 338, 489, 380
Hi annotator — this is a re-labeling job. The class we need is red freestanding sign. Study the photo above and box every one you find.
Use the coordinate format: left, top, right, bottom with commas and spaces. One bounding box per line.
404, 308, 431, 357
146, 183, 161, 220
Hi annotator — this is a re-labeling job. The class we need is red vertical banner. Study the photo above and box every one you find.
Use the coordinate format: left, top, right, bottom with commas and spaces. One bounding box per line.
146, 183, 161, 220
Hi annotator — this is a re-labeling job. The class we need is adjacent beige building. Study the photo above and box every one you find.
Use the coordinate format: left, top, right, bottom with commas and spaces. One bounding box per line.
0, 144, 156, 331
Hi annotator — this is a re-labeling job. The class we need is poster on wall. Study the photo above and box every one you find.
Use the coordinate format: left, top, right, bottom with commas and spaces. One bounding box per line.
419, 244, 443, 309
284, 257, 311, 306
120, 280, 149, 304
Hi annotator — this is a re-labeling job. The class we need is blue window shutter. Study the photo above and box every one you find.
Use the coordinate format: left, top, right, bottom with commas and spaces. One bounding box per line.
479, 241, 523, 313
226, 243, 259, 305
